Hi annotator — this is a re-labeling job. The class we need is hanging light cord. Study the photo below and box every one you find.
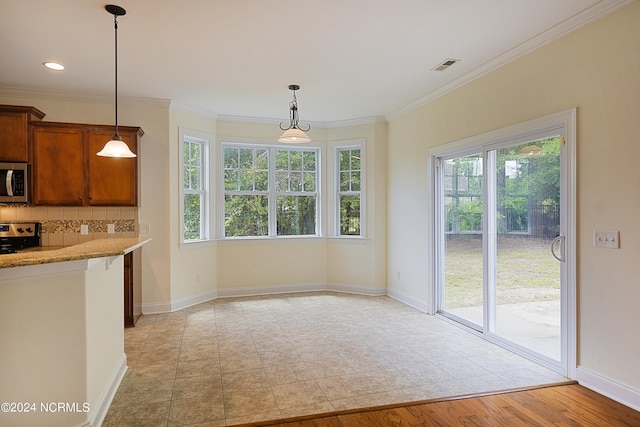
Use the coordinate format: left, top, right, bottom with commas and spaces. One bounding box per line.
112, 11, 120, 139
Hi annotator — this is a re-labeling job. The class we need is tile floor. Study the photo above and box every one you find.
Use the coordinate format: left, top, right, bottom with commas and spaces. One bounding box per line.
103, 292, 567, 426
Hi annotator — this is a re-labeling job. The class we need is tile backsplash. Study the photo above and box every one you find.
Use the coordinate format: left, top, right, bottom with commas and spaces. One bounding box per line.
0, 206, 137, 246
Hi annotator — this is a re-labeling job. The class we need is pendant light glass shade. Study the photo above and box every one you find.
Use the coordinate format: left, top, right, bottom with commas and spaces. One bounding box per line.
98, 4, 136, 158
278, 127, 311, 144
97, 135, 136, 158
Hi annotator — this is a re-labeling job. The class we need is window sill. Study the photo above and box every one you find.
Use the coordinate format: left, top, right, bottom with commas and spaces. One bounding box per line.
326, 235, 368, 243
217, 235, 326, 245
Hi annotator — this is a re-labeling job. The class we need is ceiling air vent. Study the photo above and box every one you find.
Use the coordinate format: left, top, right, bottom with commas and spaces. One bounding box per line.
432, 58, 460, 71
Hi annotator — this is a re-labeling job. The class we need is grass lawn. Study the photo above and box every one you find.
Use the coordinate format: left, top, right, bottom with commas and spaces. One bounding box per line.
444, 234, 560, 309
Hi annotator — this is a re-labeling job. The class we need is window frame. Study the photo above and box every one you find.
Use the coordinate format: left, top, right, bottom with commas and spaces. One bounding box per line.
221, 141, 321, 239
333, 140, 366, 238
179, 128, 212, 245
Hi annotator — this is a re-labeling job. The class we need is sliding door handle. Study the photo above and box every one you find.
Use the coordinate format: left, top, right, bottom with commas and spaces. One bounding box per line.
551, 235, 565, 262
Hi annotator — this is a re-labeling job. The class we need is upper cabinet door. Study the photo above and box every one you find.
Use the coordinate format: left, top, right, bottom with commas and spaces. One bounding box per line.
88, 129, 138, 206
0, 105, 45, 162
32, 125, 85, 206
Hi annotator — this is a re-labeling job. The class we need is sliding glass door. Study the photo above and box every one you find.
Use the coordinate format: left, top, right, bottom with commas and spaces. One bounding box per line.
441, 154, 485, 329
434, 112, 574, 374
492, 139, 562, 360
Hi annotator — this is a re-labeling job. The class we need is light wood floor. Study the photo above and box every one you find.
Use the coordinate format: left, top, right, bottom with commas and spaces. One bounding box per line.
234, 382, 640, 427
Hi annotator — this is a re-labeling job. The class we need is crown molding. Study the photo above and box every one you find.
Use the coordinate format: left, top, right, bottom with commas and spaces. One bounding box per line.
324, 116, 386, 128
386, 0, 636, 121
217, 114, 385, 128
170, 101, 218, 120
0, 85, 171, 108
216, 114, 285, 126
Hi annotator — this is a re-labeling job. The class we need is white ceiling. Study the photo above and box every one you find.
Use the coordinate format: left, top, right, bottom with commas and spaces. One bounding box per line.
0, 0, 633, 123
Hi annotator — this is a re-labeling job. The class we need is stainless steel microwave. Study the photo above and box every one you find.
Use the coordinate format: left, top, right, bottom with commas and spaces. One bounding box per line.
0, 162, 29, 203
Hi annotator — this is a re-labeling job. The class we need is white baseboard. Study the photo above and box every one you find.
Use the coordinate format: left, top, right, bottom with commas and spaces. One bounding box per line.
145, 282, 387, 307
143, 283, 413, 313
142, 290, 217, 314
386, 287, 432, 314
217, 282, 326, 298
327, 282, 387, 296
141, 300, 172, 314
170, 289, 217, 312
89, 353, 127, 427
577, 366, 640, 411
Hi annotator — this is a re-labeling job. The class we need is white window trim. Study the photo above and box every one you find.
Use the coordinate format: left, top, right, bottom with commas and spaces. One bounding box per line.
332, 139, 366, 238
220, 141, 322, 239
179, 127, 213, 246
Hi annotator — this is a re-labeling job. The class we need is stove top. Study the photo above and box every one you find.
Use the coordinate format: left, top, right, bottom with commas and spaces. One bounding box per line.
0, 222, 41, 254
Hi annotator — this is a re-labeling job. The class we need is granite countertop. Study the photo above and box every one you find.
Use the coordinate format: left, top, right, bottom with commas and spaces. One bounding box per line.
0, 237, 152, 269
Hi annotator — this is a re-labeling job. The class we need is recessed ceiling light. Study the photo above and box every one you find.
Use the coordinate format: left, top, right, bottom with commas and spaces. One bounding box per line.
43, 62, 65, 71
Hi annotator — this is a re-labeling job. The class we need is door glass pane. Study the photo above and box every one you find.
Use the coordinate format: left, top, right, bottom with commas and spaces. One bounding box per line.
442, 154, 484, 326
494, 137, 561, 360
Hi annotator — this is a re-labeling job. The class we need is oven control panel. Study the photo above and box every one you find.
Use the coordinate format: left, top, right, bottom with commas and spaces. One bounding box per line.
0, 222, 40, 237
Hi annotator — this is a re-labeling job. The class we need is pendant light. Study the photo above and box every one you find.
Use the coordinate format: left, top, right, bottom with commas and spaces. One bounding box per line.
278, 84, 311, 143
98, 4, 136, 158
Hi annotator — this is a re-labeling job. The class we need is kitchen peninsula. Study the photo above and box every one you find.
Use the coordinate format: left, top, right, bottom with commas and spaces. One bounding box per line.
0, 237, 150, 427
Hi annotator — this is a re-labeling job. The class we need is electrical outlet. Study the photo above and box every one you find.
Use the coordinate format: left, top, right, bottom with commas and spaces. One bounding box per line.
139, 223, 151, 234
107, 224, 115, 234
594, 230, 619, 249
195, 273, 201, 283
80, 224, 89, 235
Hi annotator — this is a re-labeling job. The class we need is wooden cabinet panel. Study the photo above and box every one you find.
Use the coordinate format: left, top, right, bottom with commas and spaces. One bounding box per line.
31, 122, 142, 206
32, 126, 85, 206
0, 105, 45, 162
124, 249, 142, 327
88, 129, 137, 206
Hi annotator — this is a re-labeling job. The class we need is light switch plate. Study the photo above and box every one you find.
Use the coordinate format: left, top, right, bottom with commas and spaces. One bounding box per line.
107, 224, 115, 234
594, 230, 619, 249
80, 224, 88, 235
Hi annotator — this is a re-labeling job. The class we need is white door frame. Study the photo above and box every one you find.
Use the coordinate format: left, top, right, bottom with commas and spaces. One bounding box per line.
426, 109, 576, 378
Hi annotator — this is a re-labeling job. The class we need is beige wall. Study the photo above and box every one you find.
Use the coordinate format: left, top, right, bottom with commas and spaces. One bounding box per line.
168, 108, 218, 305
387, 2, 640, 390
326, 121, 387, 291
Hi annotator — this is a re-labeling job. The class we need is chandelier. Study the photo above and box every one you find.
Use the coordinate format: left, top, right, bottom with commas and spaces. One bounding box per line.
278, 84, 311, 143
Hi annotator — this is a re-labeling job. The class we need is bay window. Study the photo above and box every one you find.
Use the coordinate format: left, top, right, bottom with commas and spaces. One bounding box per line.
223, 143, 319, 237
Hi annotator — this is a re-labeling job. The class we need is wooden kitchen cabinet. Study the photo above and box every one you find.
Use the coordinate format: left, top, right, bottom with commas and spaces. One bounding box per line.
31, 122, 143, 206
88, 129, 139, 206
0, 105, 45, 162
32, 125, 85, 205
